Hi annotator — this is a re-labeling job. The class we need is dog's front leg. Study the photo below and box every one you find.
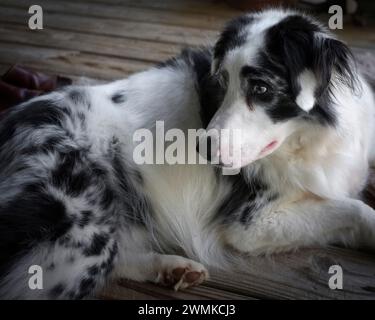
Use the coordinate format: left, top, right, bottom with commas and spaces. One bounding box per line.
223, 197, 375, 255
112, 227, 208, 290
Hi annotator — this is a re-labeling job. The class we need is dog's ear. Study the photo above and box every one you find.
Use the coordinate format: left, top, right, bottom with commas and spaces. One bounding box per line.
267, 15, 358, 97
312, 36, 357, 96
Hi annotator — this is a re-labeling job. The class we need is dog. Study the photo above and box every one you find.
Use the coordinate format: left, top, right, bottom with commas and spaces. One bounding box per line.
0, 8, 375, 299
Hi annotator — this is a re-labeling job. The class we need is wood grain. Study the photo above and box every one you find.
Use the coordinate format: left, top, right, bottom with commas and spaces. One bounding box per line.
100, 279, 254, 300
0, 5, 218, 46
102, 247, 375, 300
0, 23, 180, 63
2, 0, 234, 30
0, 42, 152, 80
80, 0, 239, 18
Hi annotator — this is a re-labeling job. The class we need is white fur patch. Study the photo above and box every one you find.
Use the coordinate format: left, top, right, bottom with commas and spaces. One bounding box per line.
295, 69, 317, 112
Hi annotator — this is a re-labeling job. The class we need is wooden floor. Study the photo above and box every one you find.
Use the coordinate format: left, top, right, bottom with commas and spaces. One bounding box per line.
1, 0, 375, 300
0, 0, 238, 80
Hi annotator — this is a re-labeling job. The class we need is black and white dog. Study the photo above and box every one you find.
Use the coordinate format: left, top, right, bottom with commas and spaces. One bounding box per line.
1, 9, 375, 299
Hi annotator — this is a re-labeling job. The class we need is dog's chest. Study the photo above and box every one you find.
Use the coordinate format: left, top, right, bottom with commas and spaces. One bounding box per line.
138, 164, 230, 256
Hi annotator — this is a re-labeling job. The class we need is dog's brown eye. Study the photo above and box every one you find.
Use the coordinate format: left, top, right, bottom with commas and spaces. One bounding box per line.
252, 85, 267, 95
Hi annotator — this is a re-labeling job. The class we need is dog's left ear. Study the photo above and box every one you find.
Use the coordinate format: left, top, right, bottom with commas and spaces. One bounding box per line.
311, 36, 358, 96
267, 15, 358, 98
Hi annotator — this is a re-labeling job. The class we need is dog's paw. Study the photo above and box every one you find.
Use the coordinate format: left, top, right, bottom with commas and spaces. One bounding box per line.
155, 255, 209, 291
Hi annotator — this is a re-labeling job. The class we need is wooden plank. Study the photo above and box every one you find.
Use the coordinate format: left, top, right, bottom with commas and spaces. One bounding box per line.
0, 5, 218, 46
100, 246, 375, 300
0, 42, 152, 80
100, 279, 253, 300
79, 0, 240, 18
0, 23, 180, 63
2, 0, 233, 30
103, 247, 375, 300
100, 282, 159, 300
206, 247, 375, 300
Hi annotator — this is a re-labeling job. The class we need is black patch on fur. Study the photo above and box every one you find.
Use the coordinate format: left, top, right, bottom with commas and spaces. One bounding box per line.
83, 233, 109, 256
216, 172, 276, 226
87, 265, 100, 276
51, 150, 92, 197
99, 186, 115, 211
16, 100, 64, 128
91, 162, 107, 177
42, 136, 64, 152
239, 202, 258, 225
22, 135, 65, 156
199, 74, 226, 128
78, 210, 93, 228
111, 153, 151, 225
187, 48, 227, 127
100, 242, 118, 276
213, 15, 254, 72
186, 48, 226, 128
174, 48, 224, 128
49, 283, 65, 298
0, 184, 72, 276
265, 95, 303, 122
68, 89, 90, 109
75, 277, 95, 299
111, 91, 127, 104
185, 48, 212, 83
0, 100, 64, 151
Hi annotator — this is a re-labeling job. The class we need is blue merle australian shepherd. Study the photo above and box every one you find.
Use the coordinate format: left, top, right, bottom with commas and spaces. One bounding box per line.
1, 9, 375, 299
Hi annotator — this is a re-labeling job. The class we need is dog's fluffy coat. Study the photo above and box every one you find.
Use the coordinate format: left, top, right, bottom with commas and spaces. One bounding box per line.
1, 9, 375, 299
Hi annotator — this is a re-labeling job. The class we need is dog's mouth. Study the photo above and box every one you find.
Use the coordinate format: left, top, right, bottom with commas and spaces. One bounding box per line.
199, 138, 280, 169
212, 140, 279, 169
260, 140, 277, 154
259, 140, 278, 156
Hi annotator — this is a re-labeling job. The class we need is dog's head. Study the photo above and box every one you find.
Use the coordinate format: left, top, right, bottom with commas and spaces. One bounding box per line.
198, 9, 358, 169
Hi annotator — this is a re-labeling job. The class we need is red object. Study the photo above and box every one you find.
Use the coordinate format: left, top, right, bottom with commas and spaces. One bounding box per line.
2, 65, 58, 92
0, 65, 72, 112
0, 79, 42, 112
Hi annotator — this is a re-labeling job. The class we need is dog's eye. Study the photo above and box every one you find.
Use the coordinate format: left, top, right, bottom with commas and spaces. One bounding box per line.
252, 85, 268, 95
